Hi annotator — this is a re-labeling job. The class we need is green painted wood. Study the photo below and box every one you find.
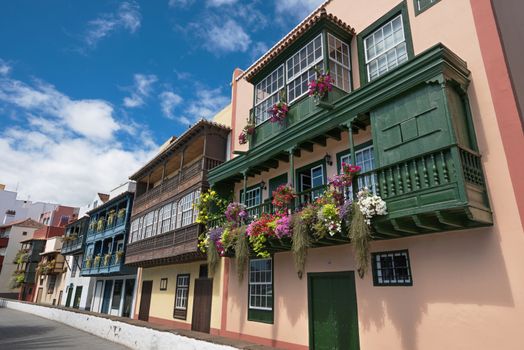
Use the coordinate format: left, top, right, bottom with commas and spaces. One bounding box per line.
251, 88, 347, 148
268, 173, 288, 197
308, 272, 360, 350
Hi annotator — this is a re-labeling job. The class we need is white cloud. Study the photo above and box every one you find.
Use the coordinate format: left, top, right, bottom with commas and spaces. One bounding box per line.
84, 1, 141, 48
0, 78, 120, 140
123, 73, 158, 108
206, 19, 251, 53
276, 0, 325, 20
207, 0, 237, 7
159, 91, 183, 119
186, 87, 229, 120
0, 76, 157, 206
0, 59, 11, 76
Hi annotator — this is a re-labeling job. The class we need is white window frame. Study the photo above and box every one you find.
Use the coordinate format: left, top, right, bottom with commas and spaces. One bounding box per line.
248, 258, 273, 311
161, 202, 172, 234
177, 192, 195, 228
286, 34, 324, 104
340, 144, 378, 196
254, 65, 285, 125
327, 33, 351, 92
373, 250, 412, 285
175, 274, 190, 310
363, 14, 407, 82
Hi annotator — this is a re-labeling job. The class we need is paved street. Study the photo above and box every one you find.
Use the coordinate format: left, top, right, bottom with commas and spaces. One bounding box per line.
0, 308, 129, 349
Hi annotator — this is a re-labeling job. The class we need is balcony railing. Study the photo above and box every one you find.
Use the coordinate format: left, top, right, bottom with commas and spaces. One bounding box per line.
61, 235, 84, 255
132, 156, 224, 216
86, 216, 126, 242
125, 223, 201, 266
81, 252, 128, 275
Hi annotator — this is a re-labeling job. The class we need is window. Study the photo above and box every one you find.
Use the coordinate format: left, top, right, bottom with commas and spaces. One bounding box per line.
130, 220, 138, 243
414, 0, 440, 15
48, 275, 57, 294
286, 34, 323, 103
372, 250, 413, 286
161, 203, 172, 234
22, 231, 27, 236
144, 212, 154, 238
297, 162, 326, 202
160, 278, 168, 291
192, 190, 200, 224
248, 258, 273, 323
178, 192, 194, 228
241, 186, 262, 217
328, 33, 351, 92
170, 201, 178, 231
173, 274, 190, 319
71, 256, 79, 277
364, 14, 408, 81
339, 144, 378, 196
254, 65, 285, 124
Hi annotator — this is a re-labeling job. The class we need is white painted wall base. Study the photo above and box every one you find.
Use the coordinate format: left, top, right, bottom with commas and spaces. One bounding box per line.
0, 298, 237, 350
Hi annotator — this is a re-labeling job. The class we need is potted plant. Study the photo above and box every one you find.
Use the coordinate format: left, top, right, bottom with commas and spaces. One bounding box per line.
107, 209, 116, 227
104, 253, 112, 266
85, 257, 92, 268
308, 67, 333, 104
117, 208, 126, 223
269, 91, 289, 125
238, 119, 255, 145
96, 218, 105, 232
115, 250, 124, 263
94, 254, 101, 267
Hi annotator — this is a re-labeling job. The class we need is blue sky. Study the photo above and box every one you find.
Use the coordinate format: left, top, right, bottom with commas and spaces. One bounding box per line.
0, 0, 324, 206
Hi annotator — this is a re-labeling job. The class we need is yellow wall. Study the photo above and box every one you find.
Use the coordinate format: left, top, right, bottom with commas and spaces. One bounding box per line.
135, 259, 225, 331
212, 104, 232, 128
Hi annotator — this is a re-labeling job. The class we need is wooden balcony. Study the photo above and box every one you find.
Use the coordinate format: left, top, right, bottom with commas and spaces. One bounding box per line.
132, 157, 223, 217
125, 223, 203, 267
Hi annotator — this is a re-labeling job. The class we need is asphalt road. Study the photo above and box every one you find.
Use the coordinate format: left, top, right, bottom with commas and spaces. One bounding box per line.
0, 307, 129, 349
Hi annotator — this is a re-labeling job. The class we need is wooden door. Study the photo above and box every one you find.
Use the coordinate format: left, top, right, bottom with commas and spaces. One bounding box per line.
138, 280, 153, 321
101, 280, 113, 314
191, 278, 213, 333
65, 286, 73, 307
308, 272, 360, 350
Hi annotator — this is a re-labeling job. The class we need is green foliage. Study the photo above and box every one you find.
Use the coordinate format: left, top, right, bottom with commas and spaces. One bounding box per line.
349, 202, 372, 278
234, 227, 249, 282
249, 234, 270, 259
195, 189, 229, 228
291, 214, 311, 279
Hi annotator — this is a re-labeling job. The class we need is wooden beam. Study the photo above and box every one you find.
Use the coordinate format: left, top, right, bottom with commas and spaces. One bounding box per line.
253, 165, 270, 172
299, 142, 314, 152
262, 159, 279, 169
311, 135, 327, 147
436, 211, 463, 228
412, 215, 440, 231
274, 153, 289, 163
325, 129, 342, 141
391, 219, 419, 234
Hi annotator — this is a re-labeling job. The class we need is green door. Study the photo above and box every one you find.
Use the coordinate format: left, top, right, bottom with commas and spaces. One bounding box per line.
308, 272, 360, 350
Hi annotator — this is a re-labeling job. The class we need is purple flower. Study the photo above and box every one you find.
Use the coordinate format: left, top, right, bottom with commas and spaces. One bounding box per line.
275, 215, 292, 238
208, 227, 224, 243
338, 200, 353, 222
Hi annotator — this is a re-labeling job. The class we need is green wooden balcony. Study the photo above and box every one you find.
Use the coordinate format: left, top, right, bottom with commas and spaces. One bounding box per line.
209, 43, 493, 239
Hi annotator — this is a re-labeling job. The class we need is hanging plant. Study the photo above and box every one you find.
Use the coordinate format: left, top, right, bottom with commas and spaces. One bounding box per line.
291, 213, 311, 279
234, 226, 249, 282
238, 119, 256, 145
308, 67, 333, 99
246, 213, 276, 258
115, 250, 124, 263
224, 202, 248, 228
350, 187, 388, 277
104, 254, 112, 266
271, 184, 296, 213
86, 257, 92, 268
269, 90, 289, 125
96, 218, 105, 232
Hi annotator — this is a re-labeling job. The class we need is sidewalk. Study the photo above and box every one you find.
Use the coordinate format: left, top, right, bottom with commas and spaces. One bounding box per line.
0, 298, 281, 350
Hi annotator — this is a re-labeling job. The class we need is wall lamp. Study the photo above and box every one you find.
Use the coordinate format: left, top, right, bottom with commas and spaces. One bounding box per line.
324, 153, 333, 166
